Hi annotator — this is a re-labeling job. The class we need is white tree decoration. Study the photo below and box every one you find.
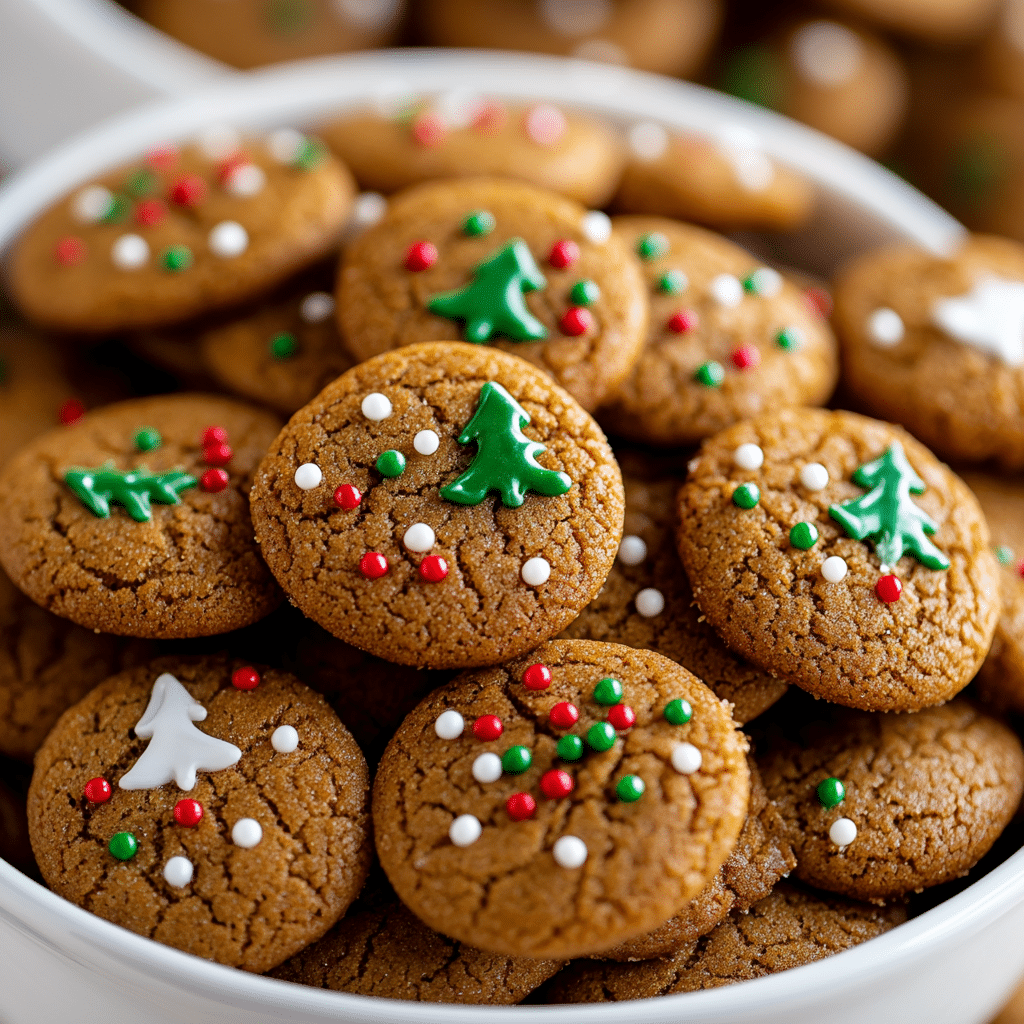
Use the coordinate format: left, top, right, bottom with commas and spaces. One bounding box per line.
119, 673, 241, 791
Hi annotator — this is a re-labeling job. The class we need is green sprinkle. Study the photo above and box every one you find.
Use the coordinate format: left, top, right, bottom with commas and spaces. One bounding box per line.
126, 168, 156, 198
694, 360, 724, 388
658, 269, 688, 294
108, 832, 138, 861
501, 745, 532, 774
462, 210, 496, 237
269, 332, 298, 359
817, 777, 846, 810
101, 195, 131, 224
294, 137, 326, 170
719, 45, 784, 109
616, 775, 645, 803
637, 232, 669, 261
557, 734, 584, 761
996, 545, 1014, 566
570, 279, 600, 306
790, 522, 819, 549
375, 450, 406, 478
776, 327, 804, 351
732, 482, 760, 510
593, 677, 623, 705
133, 426, 162, 452
586, 721, 616, 752
161, 245, 193, 272
663, 698, 692, 725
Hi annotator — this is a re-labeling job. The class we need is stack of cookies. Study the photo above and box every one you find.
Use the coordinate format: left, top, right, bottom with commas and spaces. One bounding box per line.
0, 101, 1022, 1007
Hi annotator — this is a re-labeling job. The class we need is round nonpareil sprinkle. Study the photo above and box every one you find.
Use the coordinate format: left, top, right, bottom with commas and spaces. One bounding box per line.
659, 269, 688, 294
668, 309, 698, 333
334, 484, 361, 510
790, 522, 820, 549
731, 344, 761, 369
523, 663, 552, 690
570, 279, 600, 305
208, 220, 248, 258
204, 440, 233, 466
671, 742, 702, 774
817, 777, 846, 809
405, 240, 438, 272
506, 793, 536, 821
664, 698, 693, 725
549, 239, 580, 269
776, 326, 804, 351
607, 704, 636, 730
232, 666, 260, 690
434, 710, 464, 740
108, 832, 138, 861
135, 199, 165, 228
593, 677, 623, 705
636, 232, 669, 261
414, 429, 440, 455
800, 462, 830, 490
232, 818, 263, 848
587, 721, 617, 752
472, 752, 503, 784
557, 734, 584, 761
710, 273, 744, 307
635, 588, 665, 617
617, 535, 647, 565
744, 267, 782, 297
502, 746, 532, 774
161, 245, 193, 272
134, 426, 161, 452
111, 233, 149, 270
549, 702, 579, 729
412, 112, 446, 147
616, 775, 645, 803
734, 443, 764, 470
55, 236, 86, 266
163, 856, 194, 888
72, 185, 114, 223
361, 392, 392, 421
200, 468, 229, 493
403, 522, 435, 552
463, 210, 496, 237
294, 463, 323, 490
525, 104, 566, 146
224, 162, 266, 198
829, 817, 858, 847
169, 174, 206, 208
875, 574, 903, 603
867, 307, 904, 347
521, 557, 551, 586
269, 332, 297, 359
268, 127, 305, 163
202, 425, 228, 447
995, 545, 1014, 566
821, 555, 848, 583
553, 835, 587, 869
376, 449, 406, 477
300, 291, 335, 323
59, 399, 86, 425
540, 769, 574, 800
695, 360, 724, 387
560, 306, 593, 336
271, 725, 299, 753
732, 482, 760, 509
84, 777, 112, 803
581, 210, 612, 244
419, 555, 449, 582
173, 798, 203, 827
473, 715, 503, 742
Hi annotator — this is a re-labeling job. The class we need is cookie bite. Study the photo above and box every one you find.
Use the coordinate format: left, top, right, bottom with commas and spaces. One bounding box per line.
250, 343, 624, 669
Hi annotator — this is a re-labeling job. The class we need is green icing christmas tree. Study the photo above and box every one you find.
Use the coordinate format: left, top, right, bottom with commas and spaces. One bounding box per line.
828, 442, 950, 571
65, 463, 197, 522
428, 239, 548, 343
440, 382, 572, 508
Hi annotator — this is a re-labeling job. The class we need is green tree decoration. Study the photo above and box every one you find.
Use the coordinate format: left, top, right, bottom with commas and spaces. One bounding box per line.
440, 382, 572, 508
64, 463, 197, 522
828, 442, 950, 571
428, 239, 548, 343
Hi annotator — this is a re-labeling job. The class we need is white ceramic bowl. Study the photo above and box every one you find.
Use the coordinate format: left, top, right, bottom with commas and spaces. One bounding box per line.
0, 49, 1019, 1024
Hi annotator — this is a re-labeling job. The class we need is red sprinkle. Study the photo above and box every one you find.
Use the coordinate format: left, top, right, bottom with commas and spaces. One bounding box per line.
405, 240, 438, 272
412, 112, 446, 147
173, 798, 204, 827
540, 769, 574, 800
419, 554, 449, 583
135, 199, 166, 227
667, 309, 698, 334
506, 792, 536, 821
548, 239, 580, 269
360, 552, 389, 579
146, 145, 179, 169
217, 154, 247, 183
54, 236, 86, 266
875, 574, 903, 603
200, 468, 229, 493
472, 102, 506, 134
731, 344, 761, 370
1018, 560, 1024, 580
203, 441, 233, 467
607, 704, 636, 731
522, 663, 552, 690
334, 484, 362, 510
59, 399, 86, 426
232, 666, 260, 690
804, 286, 833, 318
169, 174, 207, 207
473, 715, 504, 741
548, 701, 579, 729
83, 777, 112, 804
201, 425, 228, 447
560, 306, 593, 336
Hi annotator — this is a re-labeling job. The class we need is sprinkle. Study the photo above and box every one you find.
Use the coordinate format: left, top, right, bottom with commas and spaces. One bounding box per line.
525, 104, 567, 146
224, 162, 266, 198
376, 449, 406, 477
734, 443, 764, 470
664, 698, 693, 725
361, 392, 393, 421
269, 332, 297, 359
472, 752, 503, 783
271, 725, 299, 753
659, 269, 688, 294
995, 545, 1014, 566
695, 360, 725, 387
110, 233, 149, 271
412, 112, 447, 147
587, 721, 616, 752
434, 710, 464, 740
790, 522, 819, 549
163, 857, 194, 888
463, 210, 496, 237
403, 522, 435, 552
557, 734, 584, 761
540, 769, 574, 799
521, 557, 551, 586
549, 702, 579, 728
448, 814, 482, 847
405, 240, 438, 272
732, 482, 760, 509
55, 236, 86, 266
822, 555, 848, 583
581, 210, 612, 244
867, 307, 904, 347
232, 667, 260, 690
523, 663, 552, 690
300, 292, 335, 323
805, 287, 832, 317
232, 818, 263, 848
101, 195, 131, 223
829, 817, 858, 847
570, 280, 600, 306
145, 145, 179, 169
710, 273, 744, 307
108, 832, 138, 861
506, 793, 536, 821
607, 704, 636, 730
293, 137, 326, 170
636, 232, 669, 261
634, 587, 665, 617
671, 742, 702, 774
618, 535, 647, 565
667, 309, 699, 333
360, 552, 389, 579
549, 239, 580, 269
267, 127, 305, 164
59, 399, 86, 425
472, 101, 506, 134
200, 468, 229, 492
419, 555, 449, 582
875, 574, 903, 603
334, 484, 361, 510
161, 245, 193, 272
560, 306, 593, 336
203, 440, 232, 466
744, 267, 783, 297
173, 798, 203, 827
169, 174, 206, 207
616, 775, 645, 802
776, 326, 804, 351
72, 185, 114, 223
627, 121, 669, 161
553, 835, 588, 868
817, 777, 846, 809
126, 168, 157, 198
593, 677, 623, 705
135, 199, 165, 227
502, 745, 532, 774
83, 777, 112, 803
202, 425, 228, 446
413, 429, 440, 455
473, 715, 503, 742
732, 344, 761, 369
208, 220, 248, 258
294, 463, 323, 490
800, 462, 830, 490
134, 426, 161, 452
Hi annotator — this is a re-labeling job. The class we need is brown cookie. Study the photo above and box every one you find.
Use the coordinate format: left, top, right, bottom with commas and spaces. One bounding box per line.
0, 393, 283, 638
833, 234, 1024, 470
560, 470, 788, 724
250, 342, 624, 670
372, 639, 750, 959
336, 177, 648, 411
27, 656, 373, 973
759, 700, 1024, 901
270, 897, 563, 1003
978, 3, 1024, 103
11, 132, 354, 333
817, 0, 998, 42
322, 99, 624, 208
599, 217, 837, 445
545, 882, 908, 1001
677, 409, 1000, 711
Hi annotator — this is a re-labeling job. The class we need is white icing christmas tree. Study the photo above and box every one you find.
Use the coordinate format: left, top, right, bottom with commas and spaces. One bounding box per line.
119, 673, 241, 791
931, 275, 1024, 367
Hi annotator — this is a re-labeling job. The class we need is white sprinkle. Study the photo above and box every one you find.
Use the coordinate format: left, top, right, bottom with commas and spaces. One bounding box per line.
433, 89, 485, 129
197, 125, 241, 161
627, 121, 669, 161
749, 267, 783, 297
231, 818, 263, 848
404, 522, 435, 553
413, 429, 440, 456
72, 185, 113, 224
331, 0, 400, 30
294, 463, 323, 490
208, 220, 248, 258
361, 392, 392, 421
300, 292, 335, 323
539, 0, 612, 35
434, 709, 464, 740
553, 835, 588, 869
268, 127, 305, 164
635, 588, 665, 618
671, 742, 702, 774
581, 210, 612, 244
791, 21, 863, 88
224, 163, 266, 198
472, 752, 503, 784
867, 307, 904, 348
734, 443, 764, 471
449, 814, 482, 847
522, 557, 551, 586
271, 725, 299, 753
829, 817, 858, 847
350, 191, 388, 231
163, 856, 194, 887
617, 535, 647, 566
822, 555, 848, 583
800, 462, 830, 491
111, 233, 149, 270
732, 148, 775, 192
710, 273, 744, 308
525, 104, 567, 146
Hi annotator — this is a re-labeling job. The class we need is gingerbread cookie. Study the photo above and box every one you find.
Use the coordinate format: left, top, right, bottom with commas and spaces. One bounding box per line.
979, 1, 1024, 102
818, 0, 999, 42
0, 393, 283, 638
560, 468, 788, 724
373, 639, 750, 959
599, 217, 837, 446
28, 657, 373, 973
12, 129, 354, 333
759, 700, 1024, 901
676, 409, 1000, 712
833, 235, 1024, 469
613, 123, 814, 231
546, 882, 907, 1001
336, 177, 648, 411
322, 99, 624, 208
250, 342, 624, 669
